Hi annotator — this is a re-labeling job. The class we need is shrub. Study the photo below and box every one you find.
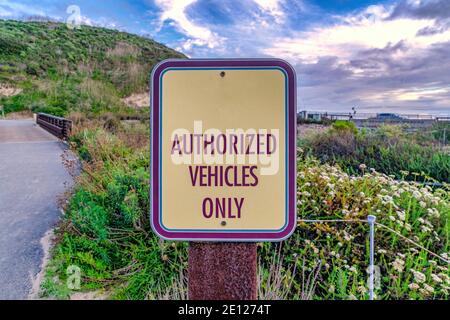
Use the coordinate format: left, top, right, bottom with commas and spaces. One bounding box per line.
33, 106, 66, 117
301, 125, 450, 182
258, 156, 449, 300
431, 122, 450, 145
332, 120, 358, 135
0, 33, 26, 56
42, 126, 450, 300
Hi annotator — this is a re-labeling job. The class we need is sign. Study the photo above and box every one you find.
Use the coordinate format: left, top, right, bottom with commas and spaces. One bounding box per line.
151, 59, 296, 241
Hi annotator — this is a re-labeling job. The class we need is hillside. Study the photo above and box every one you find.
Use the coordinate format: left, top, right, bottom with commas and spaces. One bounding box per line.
0, 20, 185, 116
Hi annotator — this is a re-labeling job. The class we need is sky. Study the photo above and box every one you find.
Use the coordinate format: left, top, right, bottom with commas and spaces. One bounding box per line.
1, 0, 450, 115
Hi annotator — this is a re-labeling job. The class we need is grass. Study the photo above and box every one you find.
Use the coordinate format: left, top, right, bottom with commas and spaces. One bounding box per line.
0, 20, 185, 116
39, 115, 449, 300
290, 155, 449, 299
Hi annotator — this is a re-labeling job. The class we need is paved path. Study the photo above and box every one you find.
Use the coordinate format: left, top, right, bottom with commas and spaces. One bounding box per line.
0, 119, 74, 299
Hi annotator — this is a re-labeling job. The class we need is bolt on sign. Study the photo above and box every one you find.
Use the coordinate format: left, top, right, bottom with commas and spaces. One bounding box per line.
151, 59, 297, 241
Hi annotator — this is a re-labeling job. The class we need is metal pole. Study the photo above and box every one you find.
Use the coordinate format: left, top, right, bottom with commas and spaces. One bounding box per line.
188, 242, 257, 300
367, 215, 376, 300
443, 128, 447, 148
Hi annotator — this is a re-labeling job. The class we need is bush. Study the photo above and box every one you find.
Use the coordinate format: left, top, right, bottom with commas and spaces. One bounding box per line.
42, 125, 449, 300
0, 33, 26, 56
301, 125, 450, 182
431, 123, 450, 145
332, 120, 358, 135
41, 128, 185, 299
33, 106, 66, 117
268, 157, 449, 300
1, 91, 45, 113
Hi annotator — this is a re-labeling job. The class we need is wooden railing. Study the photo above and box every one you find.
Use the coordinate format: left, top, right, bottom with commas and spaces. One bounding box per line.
36, 113, 72, 139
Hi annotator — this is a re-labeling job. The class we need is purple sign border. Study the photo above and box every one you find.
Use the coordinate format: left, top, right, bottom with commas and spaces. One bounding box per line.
150, 59, 297, 241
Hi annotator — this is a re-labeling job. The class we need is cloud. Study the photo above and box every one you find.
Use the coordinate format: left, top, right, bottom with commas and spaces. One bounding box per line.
154, 0, 224, 49
390, 0, 450, 37
253, 0, 284, 23
2, 0, 449, 114
259, 3, 450, 112
264, 5, 450, 63
147, 0, 449, 113
293, 39, 450, 113
389, 0, 450, 20
416, 21, 450, 35
0, 1, 46, 18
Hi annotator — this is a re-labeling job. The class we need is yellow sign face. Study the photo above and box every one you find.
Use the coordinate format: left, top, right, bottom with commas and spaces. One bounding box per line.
151, 59, 297, 241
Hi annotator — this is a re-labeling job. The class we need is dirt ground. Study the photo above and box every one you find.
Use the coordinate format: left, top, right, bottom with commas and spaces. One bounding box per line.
122, 92, 149, 108
0, 83, 22, 97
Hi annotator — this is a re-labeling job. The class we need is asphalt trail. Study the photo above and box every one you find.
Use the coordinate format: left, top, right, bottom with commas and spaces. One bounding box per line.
0, 119, 74, 299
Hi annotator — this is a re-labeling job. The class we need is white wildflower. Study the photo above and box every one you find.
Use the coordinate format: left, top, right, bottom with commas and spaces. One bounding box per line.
343, 231, 353, 241
392, 258, 405, 272
357, 286, 366, 294
439, 273, 450, 284
431, 274, 442, 283
411, 270, 426, 283
396, 210, 405, 221
348, 294, 357, 300
408, 283, 420, 290
423, 284, 434, 294
419, 288, 429, 296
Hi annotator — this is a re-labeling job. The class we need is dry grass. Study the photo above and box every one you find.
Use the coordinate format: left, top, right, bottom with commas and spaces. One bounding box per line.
122, 92, 149, 108
150, 269, 188, 300
106, 42, 140, 58
258, 244, 322, 300
0, 83, 22, 97
3, 110, 33, 119
78, 78, 125, 110
64, 114, 150, 197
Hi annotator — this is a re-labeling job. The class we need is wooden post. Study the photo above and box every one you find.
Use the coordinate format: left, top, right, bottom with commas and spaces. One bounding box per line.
188, 242, 257, 300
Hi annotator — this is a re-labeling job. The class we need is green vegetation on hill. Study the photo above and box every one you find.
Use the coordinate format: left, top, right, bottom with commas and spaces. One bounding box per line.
300, 122, 450, 183
0, 20, 185, 116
